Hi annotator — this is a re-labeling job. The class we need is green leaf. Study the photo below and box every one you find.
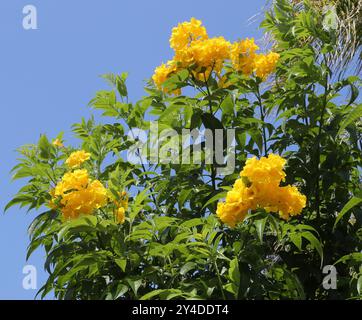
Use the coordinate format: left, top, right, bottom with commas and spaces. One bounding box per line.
162, 69, 189, 91
38, 134, 51, 159
201, 112, 224, 130
229, 258, 240, 284
202, 191, 227, 209
116, 73, 128, 97
129, 187, 152, 220
335, 252, 362, 264
159, 104, 183, 122
220, 94, 234, 115
177, 69, 190, 82
227, 258, 240, 299
301, 231, 323, 264
334, 196, 362, 229
26, 236, 47, 260
126, 278, 143, 298
248, 128, 263, 154
254, 217, 267, 243
89, 90, 118, 117
57, 215, 98, 240
180, 262, 197, 275
337, 104, 362, 136
180, 218, 204, 229
290, 232, 302, 251
115, 258, 127, 272
114, 283, 128, 299
4, 194, 34, 212
178, 189, 192, 209
357, 276, 362, 296
284, 269, 305, 299
100, 72, 128, 97
348, 84, 359, 106
140, 289, 164, 300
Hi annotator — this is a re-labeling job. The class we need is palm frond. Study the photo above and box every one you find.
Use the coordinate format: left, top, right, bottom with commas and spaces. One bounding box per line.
262, 0, 362, 75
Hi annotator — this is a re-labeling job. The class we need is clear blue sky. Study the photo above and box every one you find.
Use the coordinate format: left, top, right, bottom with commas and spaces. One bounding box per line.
0, 0, 266, 299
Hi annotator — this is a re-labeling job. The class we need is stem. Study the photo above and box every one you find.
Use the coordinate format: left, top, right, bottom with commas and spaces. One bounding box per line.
238, 216, 254, 255
214, 260, 226, 300
117, 90, 159, 212
303, 91, 310, 126
188, 73, 207, 95
138, 150, 159, 210
204, 72, 217, 191
314, 71, 329, 220
235, 216, 254, 299
128, 124, 160, 211
204, 72, 213, 114
256, 85, 268, 157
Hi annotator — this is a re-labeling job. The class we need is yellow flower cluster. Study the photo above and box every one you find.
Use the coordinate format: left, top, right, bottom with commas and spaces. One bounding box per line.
114, 191, 128, 224
230, 38, 259, 76
170, 18, 230, 74
170, 17, 208, 51
186, 37, 231, 75
254, 52, 280, 80
152, 60, 179, 94
217, 154, 306, 227
65, 150, 91, 168
52, 169, 108, 220
152, 18, 280, 92
52, 138, 64, 148
49, 150, 131, 222
230, 39, 280, 79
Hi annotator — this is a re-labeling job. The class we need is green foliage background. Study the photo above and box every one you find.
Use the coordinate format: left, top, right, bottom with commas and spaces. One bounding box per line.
6, 0, 362, 299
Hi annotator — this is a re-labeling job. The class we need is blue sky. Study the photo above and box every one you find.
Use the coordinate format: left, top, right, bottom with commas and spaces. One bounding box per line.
0, 0, 267, 299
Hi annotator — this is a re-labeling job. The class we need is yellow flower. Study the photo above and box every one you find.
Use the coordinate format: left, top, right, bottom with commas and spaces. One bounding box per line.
52, 169, 108, 219
48, 188, 57, 210
170, 18, 208, 52
230, 38, 259, 76
217, 202, 247, 228
152, 60, 181, 95
241, 154, 286, 186
115, 207, 126, 224
169, 19, 230, 76
216, 178, 252, 228
275, 185, 307, 220
113, 191, 129, 209
113, 191, 128, 224
254, 52, 280, 80
52, 138, 64, 148
217, 154, 306, 227
186, 37, 231, 74
65, 150, 91, 168
154, 20, 279, 87
152, 60, 176, 88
